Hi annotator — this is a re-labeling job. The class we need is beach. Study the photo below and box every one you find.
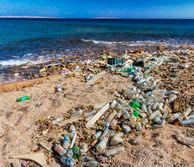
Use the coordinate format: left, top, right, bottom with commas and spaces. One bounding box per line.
0, 19, 194, 167
0, 45, 193, 166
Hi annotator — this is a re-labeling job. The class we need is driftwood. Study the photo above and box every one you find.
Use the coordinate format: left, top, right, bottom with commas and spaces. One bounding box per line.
86, 103, 110, 128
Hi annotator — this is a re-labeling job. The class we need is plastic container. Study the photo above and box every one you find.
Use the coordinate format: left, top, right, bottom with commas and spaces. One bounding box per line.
110, 132, 124, 145
105, 146, 125, 156
100, 124, 110, 140
96, 137, 108, 153
181, 118, 194, 125
72, 145, 80, 158
130, 100, 141, 109
63, 135, 70, 150
149, 110, 161, 120
105, 110, 117, 122
93, 131, 103, 140
60, 156, 74, 167
54, 144, 67, 156
16, 96, 30, 102
80, 142, 88, 154
83, 160, 99, 167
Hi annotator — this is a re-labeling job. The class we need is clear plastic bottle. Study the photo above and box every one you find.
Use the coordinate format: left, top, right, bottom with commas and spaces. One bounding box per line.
92, 131, 103, 140
96, 137, 108, 153
60, 156, 74, 167
63, 135, 70, 150
54, 144, 67, 156
110, 132, 124, 146
105, 146, 125, 156
100, 124, 110, 140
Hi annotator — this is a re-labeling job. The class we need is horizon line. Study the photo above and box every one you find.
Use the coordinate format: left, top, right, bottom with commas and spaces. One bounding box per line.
0, 16, 193, 19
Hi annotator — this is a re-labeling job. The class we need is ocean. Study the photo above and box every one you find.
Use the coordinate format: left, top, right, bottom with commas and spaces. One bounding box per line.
0, 18, 194, 82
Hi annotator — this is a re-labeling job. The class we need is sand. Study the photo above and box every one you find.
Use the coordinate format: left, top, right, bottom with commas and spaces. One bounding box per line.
0, 51, 194, 167
0, 59, 193, 166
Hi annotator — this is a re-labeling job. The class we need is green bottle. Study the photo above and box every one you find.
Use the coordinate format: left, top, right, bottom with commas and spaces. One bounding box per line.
16, 96, 30, 102
129, 100, 141, 109
72, 145, 80, 159
133, 110, 140, 118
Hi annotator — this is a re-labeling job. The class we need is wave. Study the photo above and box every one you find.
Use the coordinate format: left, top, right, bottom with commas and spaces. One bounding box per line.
81, 39, 119, 45
81, 38, 194, 47
0, 56, 52, 67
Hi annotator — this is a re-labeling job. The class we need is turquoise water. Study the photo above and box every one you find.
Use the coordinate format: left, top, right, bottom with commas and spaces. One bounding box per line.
0, 19, 194, 66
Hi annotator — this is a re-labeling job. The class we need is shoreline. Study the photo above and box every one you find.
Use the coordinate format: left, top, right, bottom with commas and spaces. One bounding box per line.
0, 47, 193, 166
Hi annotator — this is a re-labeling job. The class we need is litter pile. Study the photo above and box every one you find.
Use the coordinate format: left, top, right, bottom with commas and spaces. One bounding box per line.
10, 50, 194, 167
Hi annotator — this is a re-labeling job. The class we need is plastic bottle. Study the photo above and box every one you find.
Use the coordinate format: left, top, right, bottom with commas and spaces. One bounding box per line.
63, 135, 70, 150
149, 110, 161, 120
70, 125, 77, 148
136, 122, 142, 131
16, 96, 30, 102
80, 142, 88, 154
122, 123, 131, 133
175, 133, 194, 146
141, 104, 148, 113
105, 110, 117, 122
92, 131, 102, 140
100, 124, 110, 140
129, 100, 141, 109
67, 149, 73, 158
96, 137, 108, 153
153, 115, 162, 124
110, 132, 124, 145
168, 94, 177, 103
72, 144, 80, 158
83, 160, 99, 167
105, 146, 125, 156
52, 117, 64, 124
132, 110, 140, 118
54, 144, 67, 156
110, 99, 117, 108
181, 118, 194, 125
60, 156, 74, 167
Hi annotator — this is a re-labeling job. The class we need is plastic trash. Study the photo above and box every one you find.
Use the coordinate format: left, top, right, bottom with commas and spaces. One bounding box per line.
130, 100, 141, 109
16, 96, 30, 102
93, 131, 103, 140
70, 125, 77, 148
149, 110, 161, 120
80, 142, 88, 154
72, 145, 80, 158
54, 144, 67, 156
63, 135, 70, 150
60, 156, 74, 167
100, 123, 110, 140
55, 84, 62, 92
52, 117, 64, 125
132, 110, 140, 118
83, 160, 99, 167
181, 118, 194, 125
107, 58, 124, 65
105, 146, 125, 156
175, 133, 194, 146
110, 132, 124, 145
96, 137, 108, 153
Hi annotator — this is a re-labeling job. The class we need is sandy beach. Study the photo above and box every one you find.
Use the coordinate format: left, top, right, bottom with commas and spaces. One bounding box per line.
0, 48, 193, 167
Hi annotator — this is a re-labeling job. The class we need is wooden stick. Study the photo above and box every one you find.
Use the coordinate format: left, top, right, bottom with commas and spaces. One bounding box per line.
86, 103, 110, 128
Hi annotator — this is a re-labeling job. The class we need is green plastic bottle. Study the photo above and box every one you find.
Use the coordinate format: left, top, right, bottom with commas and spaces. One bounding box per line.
133, 110, 140, 118
16, 96, 30, 102
72, 145, 80, 159
129, 100, 141, 109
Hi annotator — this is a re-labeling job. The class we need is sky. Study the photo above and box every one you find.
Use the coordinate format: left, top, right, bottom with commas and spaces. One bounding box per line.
0, 0, 194, 19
